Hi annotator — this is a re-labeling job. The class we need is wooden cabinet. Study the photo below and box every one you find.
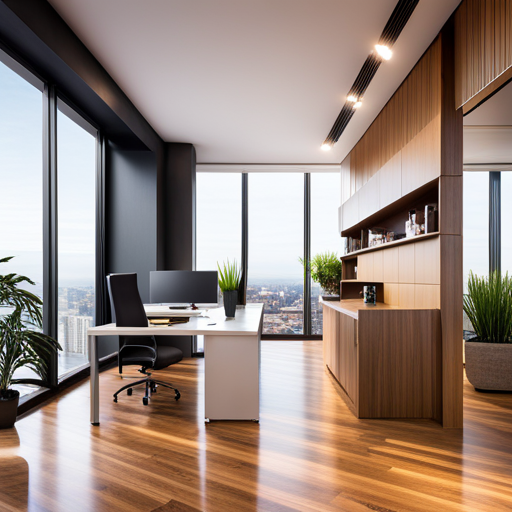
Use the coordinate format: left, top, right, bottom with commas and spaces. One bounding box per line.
322, 300, 441, 420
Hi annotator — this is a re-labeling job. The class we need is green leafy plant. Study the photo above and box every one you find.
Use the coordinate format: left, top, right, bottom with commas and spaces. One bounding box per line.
300, 252, 342, 296
217, 259, 241, 292
0, 256, 61, 396
463, 270, 512, 344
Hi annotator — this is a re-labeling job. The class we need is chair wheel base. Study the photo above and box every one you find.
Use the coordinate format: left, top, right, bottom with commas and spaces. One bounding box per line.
142, 397, 149, 406
175, 390, 181, 401
127, 388, 133, 396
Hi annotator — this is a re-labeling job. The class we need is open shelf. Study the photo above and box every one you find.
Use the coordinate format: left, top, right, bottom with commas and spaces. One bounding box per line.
341, 231, 439, 260
341, 178, 439, 238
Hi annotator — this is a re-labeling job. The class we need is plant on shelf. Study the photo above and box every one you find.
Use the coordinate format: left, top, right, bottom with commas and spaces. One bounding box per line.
0, 256, 61, 429
217, 259, 241, 318
301, 252, 342, 299
463, 270, 512, 391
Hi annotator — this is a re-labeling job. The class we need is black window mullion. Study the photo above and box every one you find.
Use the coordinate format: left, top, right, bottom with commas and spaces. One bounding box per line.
489, 171, 501, 274
304, 173, 311, 336
240, 173, 248, 304
95, 132, 107, 326
42, 84, 58, 388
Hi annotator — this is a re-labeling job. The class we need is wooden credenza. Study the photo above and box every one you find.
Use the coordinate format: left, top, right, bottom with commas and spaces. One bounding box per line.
322, 299, 441, 421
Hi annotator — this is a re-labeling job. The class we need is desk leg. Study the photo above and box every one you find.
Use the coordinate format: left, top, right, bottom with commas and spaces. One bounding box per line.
89, 335, 100, 426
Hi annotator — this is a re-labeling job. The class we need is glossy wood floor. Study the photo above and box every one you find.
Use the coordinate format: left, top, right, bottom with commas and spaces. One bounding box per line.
1, 341, 512, 512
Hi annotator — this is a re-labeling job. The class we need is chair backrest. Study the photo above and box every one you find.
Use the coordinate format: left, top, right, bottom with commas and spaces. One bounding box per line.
106, 273, 148, 327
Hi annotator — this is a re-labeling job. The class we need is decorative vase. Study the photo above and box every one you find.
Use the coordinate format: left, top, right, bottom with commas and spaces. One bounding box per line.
465, 341, 512, 391
223, 290, 238, 318
0, 389, 20, 429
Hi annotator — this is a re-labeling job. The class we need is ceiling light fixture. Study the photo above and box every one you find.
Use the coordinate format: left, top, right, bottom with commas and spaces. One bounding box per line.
321, 143, 332, 151
375, 44, 393, 60
321, 0, 419, 149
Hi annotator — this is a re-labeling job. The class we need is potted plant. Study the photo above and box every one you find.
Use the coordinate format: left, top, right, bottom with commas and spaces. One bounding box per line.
302, 252, 342, 301
463, 270, 512, 391
0, 256, 61, 429
217, 259, 241, 318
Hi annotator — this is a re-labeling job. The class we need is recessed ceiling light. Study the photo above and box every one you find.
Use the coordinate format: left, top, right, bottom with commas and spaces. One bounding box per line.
353, 101, 363, 109
375, 44, 393, 60
321, 143, 332, 151
347, 95, 358, 103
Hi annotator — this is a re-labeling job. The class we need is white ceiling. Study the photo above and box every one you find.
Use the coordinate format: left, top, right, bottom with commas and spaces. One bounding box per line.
48, 0, 461, 164
463, 80, 512, 166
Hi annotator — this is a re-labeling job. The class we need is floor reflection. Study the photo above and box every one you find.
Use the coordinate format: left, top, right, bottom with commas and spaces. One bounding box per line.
0, 427, 28, 511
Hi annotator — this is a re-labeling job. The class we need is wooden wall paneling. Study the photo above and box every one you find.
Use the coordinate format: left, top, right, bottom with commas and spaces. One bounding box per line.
342, 192, 359, 230
439, 176, 463, 234
358, 172, 380, 221
373, 250, 384, 282
455, 0, 512, 110
398, 284, 415, 307
338, 313, 358, 405
414, 284, 441, 309
383, 283, 399, 306
401, 117, 441, 195
357, 253, 374, 282
382, 247, 399, 283
379, 151, 402, 209
358, 310, 438, 418
440, 235, 463, 428
341, 154, 351, 204
414, 238, 440, 284
398, 244, 415, 283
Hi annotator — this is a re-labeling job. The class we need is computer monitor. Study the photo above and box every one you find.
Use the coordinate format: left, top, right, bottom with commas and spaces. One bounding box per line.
149, 270, 218, 305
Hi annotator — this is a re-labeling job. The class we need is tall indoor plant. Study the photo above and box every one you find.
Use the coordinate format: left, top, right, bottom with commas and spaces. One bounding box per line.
463, 270, 512, 391
301, 252, 342, 300
217, 259, 241, 318
0, 256, 61, 428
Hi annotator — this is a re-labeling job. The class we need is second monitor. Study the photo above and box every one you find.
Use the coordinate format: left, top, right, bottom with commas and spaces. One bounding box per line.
149, 270, 218, 306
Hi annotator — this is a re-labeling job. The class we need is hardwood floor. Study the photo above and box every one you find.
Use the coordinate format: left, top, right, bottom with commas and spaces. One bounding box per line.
1, 340, 512, 512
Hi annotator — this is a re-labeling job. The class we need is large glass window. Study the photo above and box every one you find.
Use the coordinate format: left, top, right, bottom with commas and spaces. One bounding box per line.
0, 57, 44, 397
57, 102, 97, 377
502, 172, 512, 275
196, 173, 242, 276
247, 173, 304, 334
311, 173, 341, 334
463, 171, 489, 290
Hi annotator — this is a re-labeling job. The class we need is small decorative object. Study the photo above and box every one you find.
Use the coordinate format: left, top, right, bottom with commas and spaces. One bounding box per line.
0, 256, 61, 429
361, 229, 369, 249
405, 209, 417, 238
217, 259, 241, 318
425, 204, 438, 233
463, 271, 512, 391
368, 228, 386, 247
386, 231, 395, 243
363, 285, 377, 306
300, 252, 342, 301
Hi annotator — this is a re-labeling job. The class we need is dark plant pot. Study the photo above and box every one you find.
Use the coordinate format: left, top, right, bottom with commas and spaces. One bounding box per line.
0, 389, 20, 429
322, 295, 340, 301
465, 341, 512, 391
223, 290, 238, 318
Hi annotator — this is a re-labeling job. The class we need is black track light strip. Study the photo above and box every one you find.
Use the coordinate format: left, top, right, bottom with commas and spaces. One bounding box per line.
322, 0, 420, 148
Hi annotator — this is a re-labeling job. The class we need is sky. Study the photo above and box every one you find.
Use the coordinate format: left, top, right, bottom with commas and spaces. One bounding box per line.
0, 59, 95, 290
196, 172, 342, 282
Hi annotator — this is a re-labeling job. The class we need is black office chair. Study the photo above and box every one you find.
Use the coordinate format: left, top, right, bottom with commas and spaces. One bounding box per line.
106, 273, 183, 405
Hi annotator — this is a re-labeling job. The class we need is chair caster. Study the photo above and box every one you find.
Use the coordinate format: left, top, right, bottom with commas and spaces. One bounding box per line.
151, 384, 157, 393
175, 390, 181, 401
113, 396, 118, 403
127, 388, 133, 396
143, 397, 149, 406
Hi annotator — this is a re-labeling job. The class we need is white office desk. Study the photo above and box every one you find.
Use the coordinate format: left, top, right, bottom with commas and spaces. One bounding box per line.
87, 304, 264, 425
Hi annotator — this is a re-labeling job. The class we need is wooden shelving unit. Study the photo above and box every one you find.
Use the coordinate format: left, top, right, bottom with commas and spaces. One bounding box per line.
341, 232, 439, 260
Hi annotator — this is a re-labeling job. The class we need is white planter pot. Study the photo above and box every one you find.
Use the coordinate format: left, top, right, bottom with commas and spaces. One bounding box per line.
465, 341, 512, 391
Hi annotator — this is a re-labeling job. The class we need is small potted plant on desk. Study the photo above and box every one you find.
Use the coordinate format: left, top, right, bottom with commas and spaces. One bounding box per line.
303, 252, 342, 301
0, 256, 61, 429
463, 270, 512, 391
217, 259, 241, 318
